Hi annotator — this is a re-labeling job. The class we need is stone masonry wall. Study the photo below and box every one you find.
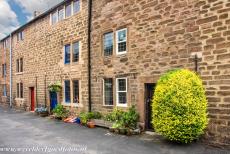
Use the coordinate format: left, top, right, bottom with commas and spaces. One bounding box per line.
91, 0, 230, 145
0, 37, 10, 104
12, 0, 89, 111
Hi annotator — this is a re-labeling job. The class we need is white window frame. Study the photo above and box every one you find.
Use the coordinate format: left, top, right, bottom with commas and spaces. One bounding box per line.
16, 58, 23, 73
73, 0, 81, 14
51, 10, 58, 25
103, 78, 114, 106
116, 78, 128, 107
116, 28, 127, 55
62, 79, 82, 107
72, 41, 81, 63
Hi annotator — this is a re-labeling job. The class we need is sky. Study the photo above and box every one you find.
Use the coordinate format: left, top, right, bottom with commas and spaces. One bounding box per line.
0, 0, 63, 40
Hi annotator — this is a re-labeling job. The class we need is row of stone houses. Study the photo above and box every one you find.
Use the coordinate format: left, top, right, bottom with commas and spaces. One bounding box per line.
0, 0, 230, 145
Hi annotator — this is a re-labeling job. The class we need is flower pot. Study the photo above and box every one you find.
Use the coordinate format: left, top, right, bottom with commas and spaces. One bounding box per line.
87, 121, 95, 128
119, 128, 127, 135
55, 117, 62, 120
109, 127, 115, 132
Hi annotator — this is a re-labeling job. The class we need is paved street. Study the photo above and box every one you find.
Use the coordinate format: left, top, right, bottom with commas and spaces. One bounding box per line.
0, 105, 229, 154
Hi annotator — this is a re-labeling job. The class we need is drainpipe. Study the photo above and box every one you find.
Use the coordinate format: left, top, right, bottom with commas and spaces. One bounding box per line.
9, 34, 12, 108
87, 0, 92, 112
194, 54, 198, 73
44, 74, 47, 108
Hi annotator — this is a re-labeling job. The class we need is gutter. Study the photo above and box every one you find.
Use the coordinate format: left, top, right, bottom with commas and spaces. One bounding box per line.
9, 34, 12, 108
87, 0, 92, 112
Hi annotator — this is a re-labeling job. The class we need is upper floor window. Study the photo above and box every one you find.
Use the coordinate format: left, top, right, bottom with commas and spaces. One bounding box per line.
72, 41, 80, 62
17, 31, 24, 41
116, 28, 127, 55
64, 42, 80, 64
73, 0, 80, 14
116, 78, 127, 107
16, 82, 23, 98
16, 58, 23, 73
64, 44, 71, 64
65, 2, 72, 18
52, 11, 58, 24
103, 32, 113, 56
2, 63, 6, 77
58, 7, 64, 21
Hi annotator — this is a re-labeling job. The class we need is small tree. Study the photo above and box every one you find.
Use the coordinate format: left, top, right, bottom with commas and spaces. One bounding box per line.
152, 69, 208, 143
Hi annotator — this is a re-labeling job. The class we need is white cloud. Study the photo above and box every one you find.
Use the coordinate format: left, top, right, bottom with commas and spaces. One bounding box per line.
0, 0, 19, 39
14, 0, 63, 21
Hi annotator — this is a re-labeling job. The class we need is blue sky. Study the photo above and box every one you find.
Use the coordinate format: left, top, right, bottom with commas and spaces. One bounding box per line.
0, 0, 63, 39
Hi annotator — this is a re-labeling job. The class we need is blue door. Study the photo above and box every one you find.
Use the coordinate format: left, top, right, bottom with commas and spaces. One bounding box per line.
50, 92, 58, 111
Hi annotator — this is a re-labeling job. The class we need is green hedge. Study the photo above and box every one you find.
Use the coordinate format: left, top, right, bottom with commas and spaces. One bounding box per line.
152, 69, 208, 143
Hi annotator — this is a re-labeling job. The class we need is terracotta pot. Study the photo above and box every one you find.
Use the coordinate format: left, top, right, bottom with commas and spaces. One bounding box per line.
87, 121, 95, 128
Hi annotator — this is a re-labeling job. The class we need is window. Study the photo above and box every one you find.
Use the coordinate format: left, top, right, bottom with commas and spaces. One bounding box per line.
64, 80, 71, 103
16, 58, 23, 73
17, 31, 24, 41
58, 7, 64, 21
103, 78, 113, 106
116, 78, 127, 106
64, 44, 71, 64
52, 11, 58, 24
103, 32, 113, 56
73, 0, 80, 14
16, 83, 23, 98
3, 84, 7, 96
2, 63, 6, 77
72, 41, 79, 62
116, 28, 127, 55
65, 3, 72, 18
73, 80, 79, 104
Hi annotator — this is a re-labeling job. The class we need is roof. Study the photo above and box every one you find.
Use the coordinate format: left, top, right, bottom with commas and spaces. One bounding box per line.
0, 0, 67, 42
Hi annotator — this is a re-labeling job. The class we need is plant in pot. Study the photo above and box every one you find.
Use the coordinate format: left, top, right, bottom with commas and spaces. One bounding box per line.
52, 104, 68, 120
48, 81, 62, 92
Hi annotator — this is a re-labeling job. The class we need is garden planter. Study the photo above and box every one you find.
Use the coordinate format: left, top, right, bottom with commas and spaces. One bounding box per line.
93, 119, 113, 128
109, 127, 115, 132
39, 112, 49, 117
119, 128, 127, 135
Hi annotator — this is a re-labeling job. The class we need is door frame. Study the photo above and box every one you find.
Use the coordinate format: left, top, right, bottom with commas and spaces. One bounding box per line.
144, 83, 155, 130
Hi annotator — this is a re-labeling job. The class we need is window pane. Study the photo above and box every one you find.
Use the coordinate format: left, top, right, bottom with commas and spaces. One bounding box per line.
104, 32, 113, 56
65, 3, 72, 17
118, 30, 126, 42
3, 84, 7, 96
65, 80, 70, 103
20, 83, 23, 98
52, 12, 57, 24
58, 8, 64, 21
65, 44, 71, 64
104, 78, 113, 105
20, 58, 23, 72
118, 92, 126, 104
118, 42, 126, 53
118, 79, 126, 91
17, 83, 19, 98
16, 59, 19, 72
72, 42, 79, 62
73, 0, 80, 14
73, 80, 79, 104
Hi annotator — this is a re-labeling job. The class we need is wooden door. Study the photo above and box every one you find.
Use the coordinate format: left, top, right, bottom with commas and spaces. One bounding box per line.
30, 87, 35, 111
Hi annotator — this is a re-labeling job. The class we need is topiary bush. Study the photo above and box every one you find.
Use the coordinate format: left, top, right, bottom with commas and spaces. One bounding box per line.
152, 69, 208, 143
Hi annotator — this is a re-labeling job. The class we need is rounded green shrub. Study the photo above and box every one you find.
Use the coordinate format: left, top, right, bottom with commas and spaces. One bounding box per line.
152, 69, 208, 143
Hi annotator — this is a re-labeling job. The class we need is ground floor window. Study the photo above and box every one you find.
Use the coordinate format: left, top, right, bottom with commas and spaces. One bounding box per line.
64, 80, 80, 105
16, 83, 23, 98
116, 78, 127, 107
3, 84, 7, 96
73, 80, 79, 104
103, 78, 113, 106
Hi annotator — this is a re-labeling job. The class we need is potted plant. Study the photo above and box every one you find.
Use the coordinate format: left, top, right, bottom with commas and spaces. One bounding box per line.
52, 104, 68, 120
48, 81, 62, 92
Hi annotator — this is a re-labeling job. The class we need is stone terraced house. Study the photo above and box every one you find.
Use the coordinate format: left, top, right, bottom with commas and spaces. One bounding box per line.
0, 0, 230, 145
